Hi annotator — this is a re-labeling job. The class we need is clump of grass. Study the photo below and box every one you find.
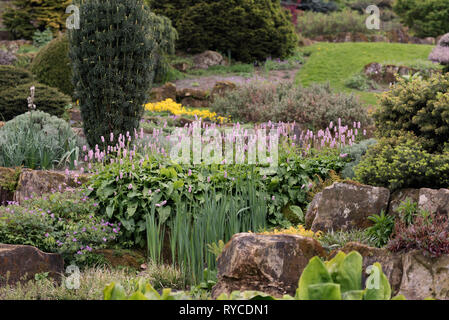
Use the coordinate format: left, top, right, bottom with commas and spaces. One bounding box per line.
0, 264, 188, 300
319, 229, 377, 252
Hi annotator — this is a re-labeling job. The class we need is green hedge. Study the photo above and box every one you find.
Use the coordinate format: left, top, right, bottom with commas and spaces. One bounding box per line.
0, 83, 70, 121
0, 65, 34, 92
151, 0, 298, 63
393, 0, 449, 38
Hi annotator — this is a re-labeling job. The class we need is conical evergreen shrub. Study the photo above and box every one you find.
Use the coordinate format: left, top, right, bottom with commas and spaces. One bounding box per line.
69, 0, 157, 148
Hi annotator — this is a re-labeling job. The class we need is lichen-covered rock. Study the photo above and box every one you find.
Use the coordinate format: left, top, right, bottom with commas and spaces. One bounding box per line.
211, 233, 325, 298
177, 88, 209, 108
0, 244, 63, 286
418, 188, 449, 216
13, 169, 89, 204
398, 251, 449, 300
310, 182, 390, 232
193, 50, 226, 70
334, 242, 403, 295
304, 192, 321, 230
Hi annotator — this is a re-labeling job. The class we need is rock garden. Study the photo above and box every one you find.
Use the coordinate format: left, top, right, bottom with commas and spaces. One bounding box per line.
0, 0, 449, 302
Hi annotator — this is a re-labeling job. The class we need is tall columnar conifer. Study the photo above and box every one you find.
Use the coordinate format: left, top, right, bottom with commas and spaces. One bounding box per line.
69, 0, 157, 148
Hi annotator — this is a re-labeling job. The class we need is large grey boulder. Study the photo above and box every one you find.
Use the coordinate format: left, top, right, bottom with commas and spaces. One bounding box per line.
211, 233, 325, 298
398, 251, 449, 300
418, 188, 449, 216
310, 182, 390, 232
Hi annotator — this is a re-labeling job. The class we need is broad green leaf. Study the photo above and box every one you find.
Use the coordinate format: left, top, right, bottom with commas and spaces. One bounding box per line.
128, 291, 148, 300
297, 256, 333, 300
307, 283, 342, 300
336, 251, 363, 293
391, 295, 407, 300
127, 202, 138, 217
363, 263, 391, 300
342, 290, 365, 300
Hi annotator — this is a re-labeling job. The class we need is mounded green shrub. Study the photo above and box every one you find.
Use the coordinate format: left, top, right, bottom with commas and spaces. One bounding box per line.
393, 0, 449, 38
211, 81, 370, 130
2, 0, 71, 40
354, 134, 449, 191
30, 35, 73, 96
0, 65, 34, 92
375, 73, 449, 153
69, 0, 158, 148
151, 0, 298, 63
0, 83, 70, 121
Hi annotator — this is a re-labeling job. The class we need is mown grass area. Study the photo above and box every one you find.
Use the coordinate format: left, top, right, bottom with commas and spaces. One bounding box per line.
296, 42, 436, 105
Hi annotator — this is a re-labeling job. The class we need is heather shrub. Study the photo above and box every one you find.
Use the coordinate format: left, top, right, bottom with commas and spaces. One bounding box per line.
297, 9, 370, 38
393, 0, 449, 38
429, 33, 449, 73
0, 50, 16, 65
211, 81, 370, 130
0, 110, 83, 169
0, 65, 33, 92
151, 0, 298, 63
295, 0, 338, 13
32, 28, 54, 48
388, 213, 449, 258
354, 135, 449, 191
30, 35, 73, 96
0, 83, 69, 121
375, 73, 449, 153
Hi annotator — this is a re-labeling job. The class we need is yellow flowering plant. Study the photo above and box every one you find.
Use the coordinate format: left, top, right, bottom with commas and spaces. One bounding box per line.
257, 225, 322, 239
145, 99, 229, 123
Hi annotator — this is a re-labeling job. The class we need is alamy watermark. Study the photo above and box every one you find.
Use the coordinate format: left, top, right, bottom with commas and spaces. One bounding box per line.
169, 121, 279, 175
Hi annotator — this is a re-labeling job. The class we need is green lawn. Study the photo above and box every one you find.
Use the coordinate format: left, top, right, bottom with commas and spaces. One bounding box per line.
296, 42, 436, 105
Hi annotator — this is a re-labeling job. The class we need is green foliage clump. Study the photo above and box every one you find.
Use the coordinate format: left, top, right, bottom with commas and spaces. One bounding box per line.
151, 0, 298, 63
69, 0, 158, 148
354, 135, 449, 191
32, 28, 54, 48
340, 138, 377, 179
375, 73, 449, 153
0, 65, 33, 92
344, 73, 377, 91
393, 0, 449, 38
2, 0, 71, 40
30, 35, 73, 96
295, 251, 397, 300
366, 211, 395, 248
0, 190, 119, 266
104, 278, 190, 300
87, 151, 346, 246
211, 81, 370, 130
0, 83, 69, 121
0, 110, 83, 169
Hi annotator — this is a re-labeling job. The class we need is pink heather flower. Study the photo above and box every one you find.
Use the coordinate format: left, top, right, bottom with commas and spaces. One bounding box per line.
188, 186, 192, 193
188, 169, 192, 176
340, 153, 348, 158
224, 171, 228, 178
103, 237, 107, 242
110, 132, 114, 142
44, 233, 49, 238
128, 184, 133, 190
271, 196, 275, 201
72, 238, 77, 242
101, 136, 105, 143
